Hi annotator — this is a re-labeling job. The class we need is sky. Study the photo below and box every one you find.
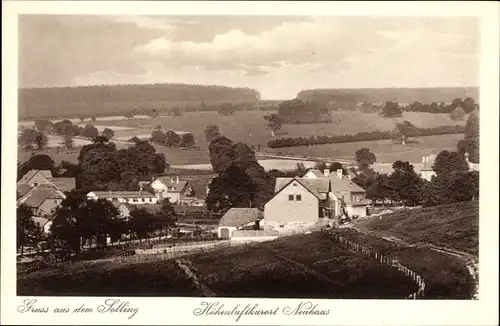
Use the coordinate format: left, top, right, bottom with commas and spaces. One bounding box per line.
19, 15, 479, 99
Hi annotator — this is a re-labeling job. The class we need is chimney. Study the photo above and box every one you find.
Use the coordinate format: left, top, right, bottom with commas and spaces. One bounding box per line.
324, 168, 330, 177
336, 169, 343, 179
347, 174, 352, 181
176, 176, 179, 184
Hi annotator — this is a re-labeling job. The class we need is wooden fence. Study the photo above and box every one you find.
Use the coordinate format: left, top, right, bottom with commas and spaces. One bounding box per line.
330, 232, 426, 299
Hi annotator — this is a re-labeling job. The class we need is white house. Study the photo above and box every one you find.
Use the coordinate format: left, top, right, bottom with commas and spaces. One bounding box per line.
86, 190, 158, 205
142, 176, 192, 204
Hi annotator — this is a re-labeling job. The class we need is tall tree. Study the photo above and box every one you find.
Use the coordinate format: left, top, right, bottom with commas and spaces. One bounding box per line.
82, 124, 99, 139
450, 107, 466, 121
34, 119, 53, 133
19, 154, 57, 178
432, 150, 469, 176
150, 129, 165, 144
19, 128, 40, 150
102, 128, 115, 140
388, 161, 424, 206
394, 121, 416, 145
264, 114, 282, 137
206, 165, 257, 213
204, 124, 221, 143
355, 148, 377, 171
165, 131, 181, 147
209, 136, 236, 174
128, 208, 154, 242
180, 133, 195, 147
380, 101, 403, 118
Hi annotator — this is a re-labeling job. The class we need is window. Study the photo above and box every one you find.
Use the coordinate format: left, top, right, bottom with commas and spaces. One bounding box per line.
141, 198, 145, 202
292, 183, 297, 187
288, 194, 294, 201
295, 194, 302, 201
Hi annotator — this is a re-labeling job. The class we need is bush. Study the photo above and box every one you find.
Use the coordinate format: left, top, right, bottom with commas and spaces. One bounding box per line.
450, 107, 466, 121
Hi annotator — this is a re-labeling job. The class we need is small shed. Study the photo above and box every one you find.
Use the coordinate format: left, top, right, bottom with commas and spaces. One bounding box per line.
217, 208, 263, 239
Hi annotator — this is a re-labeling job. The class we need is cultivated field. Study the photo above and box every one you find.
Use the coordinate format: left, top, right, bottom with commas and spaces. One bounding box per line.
18, 232, 418, 298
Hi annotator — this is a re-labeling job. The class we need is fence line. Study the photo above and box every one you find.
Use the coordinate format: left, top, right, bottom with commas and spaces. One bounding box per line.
331, 232, 426, 299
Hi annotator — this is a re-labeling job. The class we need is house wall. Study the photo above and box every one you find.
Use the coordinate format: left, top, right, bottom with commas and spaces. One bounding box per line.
163, 192, 181, 203
264, 181, 319, 225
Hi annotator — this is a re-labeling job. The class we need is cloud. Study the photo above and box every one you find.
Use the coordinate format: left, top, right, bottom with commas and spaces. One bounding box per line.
132, 19, 395, 74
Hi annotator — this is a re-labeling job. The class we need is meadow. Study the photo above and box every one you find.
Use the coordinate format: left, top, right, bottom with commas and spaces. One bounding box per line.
18, 110, 466, 167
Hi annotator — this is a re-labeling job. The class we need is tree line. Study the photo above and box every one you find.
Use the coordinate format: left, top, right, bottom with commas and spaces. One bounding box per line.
267, 124, 466, 148
150, 128, 195, 148
277, 99, 332, 124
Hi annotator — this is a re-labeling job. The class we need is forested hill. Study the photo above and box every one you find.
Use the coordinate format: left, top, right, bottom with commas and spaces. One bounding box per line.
18, 83, 261, 119
297, 87, 479, 106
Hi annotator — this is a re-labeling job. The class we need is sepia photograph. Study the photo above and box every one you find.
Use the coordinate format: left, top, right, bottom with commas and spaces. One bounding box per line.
2, 1, 499, 325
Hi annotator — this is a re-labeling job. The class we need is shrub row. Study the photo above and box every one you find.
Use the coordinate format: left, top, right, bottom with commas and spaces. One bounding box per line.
267, 125, 465, 148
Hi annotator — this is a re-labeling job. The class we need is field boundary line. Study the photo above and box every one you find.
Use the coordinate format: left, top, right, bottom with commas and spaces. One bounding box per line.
175, 259, 217, 297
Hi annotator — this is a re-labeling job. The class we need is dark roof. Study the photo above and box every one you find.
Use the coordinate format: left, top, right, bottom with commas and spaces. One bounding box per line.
219, 208, 263, 227
23, 188, 65, 208
51, 178, 76, 192
89, 191, 156, 198
18, 170, 53, 184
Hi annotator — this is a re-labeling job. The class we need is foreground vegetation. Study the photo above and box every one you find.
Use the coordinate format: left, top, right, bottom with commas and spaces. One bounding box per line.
358, 201, 479, 256
18, 232, 417, 298
334, 228, 475, 299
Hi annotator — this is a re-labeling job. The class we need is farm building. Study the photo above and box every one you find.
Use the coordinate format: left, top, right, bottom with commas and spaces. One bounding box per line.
17, 170, 76, 194
140, 176, 194, 204
218, 208, 263, 240
264, 168, 370, 230
17, 184, 66, 217
86, 190, 158, 205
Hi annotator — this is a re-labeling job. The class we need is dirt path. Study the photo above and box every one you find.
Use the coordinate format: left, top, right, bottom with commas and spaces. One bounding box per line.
175, 259, 217, 297
348, 223, 479, 299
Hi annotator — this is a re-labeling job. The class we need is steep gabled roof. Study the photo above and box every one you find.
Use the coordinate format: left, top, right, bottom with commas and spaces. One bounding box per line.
17, 170, 53, 184
275, 177, 330, 200
328, 173, 366, 193
219, 208, 263, 227
50, 178, 76, 193
23, 188, 65, 208
17, 184, 33, 197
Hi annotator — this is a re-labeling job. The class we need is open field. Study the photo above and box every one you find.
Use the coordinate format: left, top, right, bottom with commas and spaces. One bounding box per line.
358, 201, 479, 256
18, 109, 466, 167
334, 228, 475, 299
18, 232, 418, 298
20, 110, 467, 150
267, 133, 464, 165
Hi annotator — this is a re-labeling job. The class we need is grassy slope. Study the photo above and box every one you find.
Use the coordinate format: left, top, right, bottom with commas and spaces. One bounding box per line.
359, 201, 479, 256
18, 232, 417, 298
335, 228, 474, 299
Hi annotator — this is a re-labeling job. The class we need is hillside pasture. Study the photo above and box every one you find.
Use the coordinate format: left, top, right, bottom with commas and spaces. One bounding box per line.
358, 201, 479, 256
